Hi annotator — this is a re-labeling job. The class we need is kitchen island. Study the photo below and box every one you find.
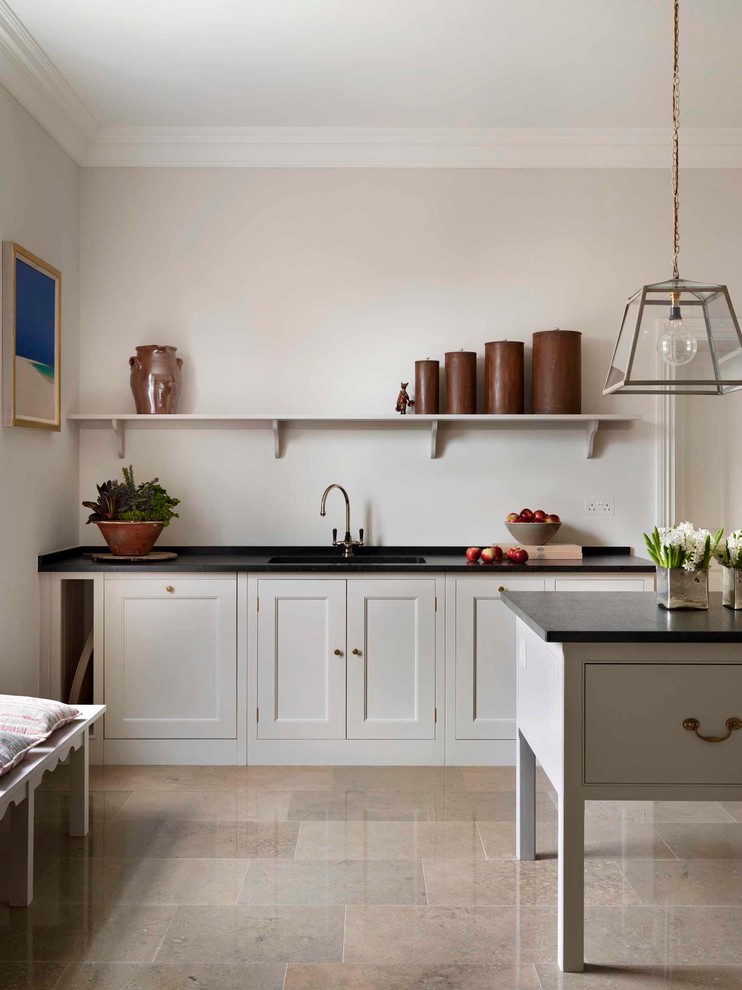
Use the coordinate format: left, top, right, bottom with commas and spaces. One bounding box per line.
501, 590, 742, 973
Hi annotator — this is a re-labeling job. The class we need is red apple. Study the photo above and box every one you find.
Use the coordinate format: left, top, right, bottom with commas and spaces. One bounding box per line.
507, 547, 529, 564
533, 510, 547, 522
516, 514, 529, 523
519, 508, 534, 521
492, 545, 503, 561
546, 514, 561, 523
506, 512, 520, 523
465, 546, 482, 562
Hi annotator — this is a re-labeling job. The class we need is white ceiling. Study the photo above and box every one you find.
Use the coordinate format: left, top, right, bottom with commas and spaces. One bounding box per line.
8, 0, 742, 129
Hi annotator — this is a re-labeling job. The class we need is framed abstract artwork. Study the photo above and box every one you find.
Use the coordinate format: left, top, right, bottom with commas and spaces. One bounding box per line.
2, 241, 61, 431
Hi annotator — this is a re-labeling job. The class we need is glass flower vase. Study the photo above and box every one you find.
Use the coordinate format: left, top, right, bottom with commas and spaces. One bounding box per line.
722, 566, 742, 610
656, 567, 709, 610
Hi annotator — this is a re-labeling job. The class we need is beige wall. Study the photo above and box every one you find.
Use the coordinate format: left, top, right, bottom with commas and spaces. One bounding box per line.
77, 166, 692, 551
0, 84, 80, 694
74, 167, 740, 551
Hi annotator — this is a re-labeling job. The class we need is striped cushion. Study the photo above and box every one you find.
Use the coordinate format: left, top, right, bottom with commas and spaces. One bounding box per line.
0, 730, 39, 777
0, 696, 79, 740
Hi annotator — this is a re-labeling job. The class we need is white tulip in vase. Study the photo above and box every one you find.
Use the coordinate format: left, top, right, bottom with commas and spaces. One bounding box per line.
644, 522, 723, 610
714, 530, 742, 610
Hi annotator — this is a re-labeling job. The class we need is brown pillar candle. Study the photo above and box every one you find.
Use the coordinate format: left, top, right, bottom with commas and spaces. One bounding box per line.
484, 340, 524, 414
445, 350, 477, 414
414, 359, 440, 414
532, 329, 582, 414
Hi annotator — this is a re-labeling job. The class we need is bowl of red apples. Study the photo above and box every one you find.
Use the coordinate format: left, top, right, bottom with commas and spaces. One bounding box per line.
504, 508, 561, 546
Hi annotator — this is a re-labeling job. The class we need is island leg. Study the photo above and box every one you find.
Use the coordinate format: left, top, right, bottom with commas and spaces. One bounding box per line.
558, 791, 585, 972
516, 729, 536, 861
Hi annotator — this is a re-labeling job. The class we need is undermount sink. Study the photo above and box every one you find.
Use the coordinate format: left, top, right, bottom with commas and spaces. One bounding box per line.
268, 554, 427, 565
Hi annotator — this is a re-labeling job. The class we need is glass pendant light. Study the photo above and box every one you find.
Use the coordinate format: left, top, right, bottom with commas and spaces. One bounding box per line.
604, 0, 742, 395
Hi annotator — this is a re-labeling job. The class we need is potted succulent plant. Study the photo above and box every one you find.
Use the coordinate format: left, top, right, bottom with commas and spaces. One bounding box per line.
714, 529, 742, 610
644, 522, 722, 610
83, 465, 180, 556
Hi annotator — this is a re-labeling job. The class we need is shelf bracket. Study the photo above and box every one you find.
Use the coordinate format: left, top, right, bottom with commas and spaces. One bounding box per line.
585, 419, 599, 459
430, 419, 439, 459
111, 418, 125, 459
272, 419, 281, 459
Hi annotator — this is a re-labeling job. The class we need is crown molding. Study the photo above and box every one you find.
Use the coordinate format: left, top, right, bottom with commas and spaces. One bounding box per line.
83, 125, 742, 169
0, 4, 740, 174
0, 0, 98, 164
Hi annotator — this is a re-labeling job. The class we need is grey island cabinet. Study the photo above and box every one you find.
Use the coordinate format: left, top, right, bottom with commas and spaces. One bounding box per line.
501, 591, 742, 973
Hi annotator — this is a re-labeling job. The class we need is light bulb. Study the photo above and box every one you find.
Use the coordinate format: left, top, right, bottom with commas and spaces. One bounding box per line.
657, 296, 697, 367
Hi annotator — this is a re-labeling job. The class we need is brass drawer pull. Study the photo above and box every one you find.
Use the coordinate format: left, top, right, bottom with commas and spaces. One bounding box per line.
352, 648, 362, 656
683, 716, 742, 743
498, 586, 505, 593
166, 585, 175, 593
334, 649, 343, 656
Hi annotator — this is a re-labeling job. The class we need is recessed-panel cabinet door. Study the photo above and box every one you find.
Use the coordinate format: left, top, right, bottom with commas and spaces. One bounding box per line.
553, 578, 648, 592
105, 578, 237, 739
257, 579, 346, 740
346, 579, 436, 740
455, 577, 546, 741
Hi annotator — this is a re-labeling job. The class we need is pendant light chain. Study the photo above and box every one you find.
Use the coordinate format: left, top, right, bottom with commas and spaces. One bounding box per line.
672, 0, 680, 280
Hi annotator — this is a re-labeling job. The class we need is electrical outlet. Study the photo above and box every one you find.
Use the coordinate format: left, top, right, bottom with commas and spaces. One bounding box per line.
586, 498, 615, 515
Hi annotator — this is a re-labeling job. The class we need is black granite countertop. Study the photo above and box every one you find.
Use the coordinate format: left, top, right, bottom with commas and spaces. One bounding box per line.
501, 591, 742, 643
38, 546, 654, 574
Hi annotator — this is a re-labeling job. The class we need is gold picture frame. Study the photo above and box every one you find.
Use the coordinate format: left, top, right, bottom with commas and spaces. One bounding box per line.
2, 241, 61, 431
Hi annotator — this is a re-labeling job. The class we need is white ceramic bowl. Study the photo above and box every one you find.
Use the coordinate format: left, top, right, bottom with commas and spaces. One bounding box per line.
504, 521, 562, 545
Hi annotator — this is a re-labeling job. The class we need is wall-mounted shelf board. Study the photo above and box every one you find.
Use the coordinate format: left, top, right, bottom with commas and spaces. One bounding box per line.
68, 413, 639, 460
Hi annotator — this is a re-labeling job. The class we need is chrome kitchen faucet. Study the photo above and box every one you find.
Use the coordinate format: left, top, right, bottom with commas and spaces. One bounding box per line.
320, 484, 364, 558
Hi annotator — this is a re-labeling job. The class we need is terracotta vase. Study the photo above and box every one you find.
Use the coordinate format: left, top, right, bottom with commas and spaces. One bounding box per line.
129, 345, 183, 414
96, 521, 165, 556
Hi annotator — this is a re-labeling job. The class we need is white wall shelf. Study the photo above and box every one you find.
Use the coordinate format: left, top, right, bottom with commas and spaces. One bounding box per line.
67, 413, 638, 460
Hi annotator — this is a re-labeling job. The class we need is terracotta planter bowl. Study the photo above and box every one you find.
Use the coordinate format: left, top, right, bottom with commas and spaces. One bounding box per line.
95, 521, 165, 556
504, 521, 562, 545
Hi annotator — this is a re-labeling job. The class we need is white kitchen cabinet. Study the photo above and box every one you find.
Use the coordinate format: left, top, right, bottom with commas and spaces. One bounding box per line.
454, 576, 546, 742
449, 572, 654, 761
346, 579, 436, 740
256, 579, 347, 740
553, 577, 648, 592
43, 563, 654, 766
256, 577, 436, 743
104, 577, 237, 740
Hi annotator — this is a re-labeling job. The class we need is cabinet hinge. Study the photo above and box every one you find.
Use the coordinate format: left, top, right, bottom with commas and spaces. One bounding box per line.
434, 706, 438, 723
435, 597, 438, 612
256, 707, 259, 722
256, 598, 259, 612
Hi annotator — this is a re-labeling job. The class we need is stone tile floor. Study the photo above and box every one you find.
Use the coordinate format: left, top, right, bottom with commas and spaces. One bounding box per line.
2, 765, 742, 988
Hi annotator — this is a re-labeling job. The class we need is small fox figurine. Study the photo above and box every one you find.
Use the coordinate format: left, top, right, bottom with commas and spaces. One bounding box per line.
395, 382, 415, 415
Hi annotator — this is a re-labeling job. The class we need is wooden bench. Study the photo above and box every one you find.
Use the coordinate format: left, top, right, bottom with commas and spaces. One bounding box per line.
0, 704, 105, 906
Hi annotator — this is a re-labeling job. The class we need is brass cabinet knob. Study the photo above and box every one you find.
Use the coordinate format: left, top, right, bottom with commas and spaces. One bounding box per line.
166, 585, 175, 593
498, 586, 505, 593
334, 649, 343, 656
352, 648, 362, 656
